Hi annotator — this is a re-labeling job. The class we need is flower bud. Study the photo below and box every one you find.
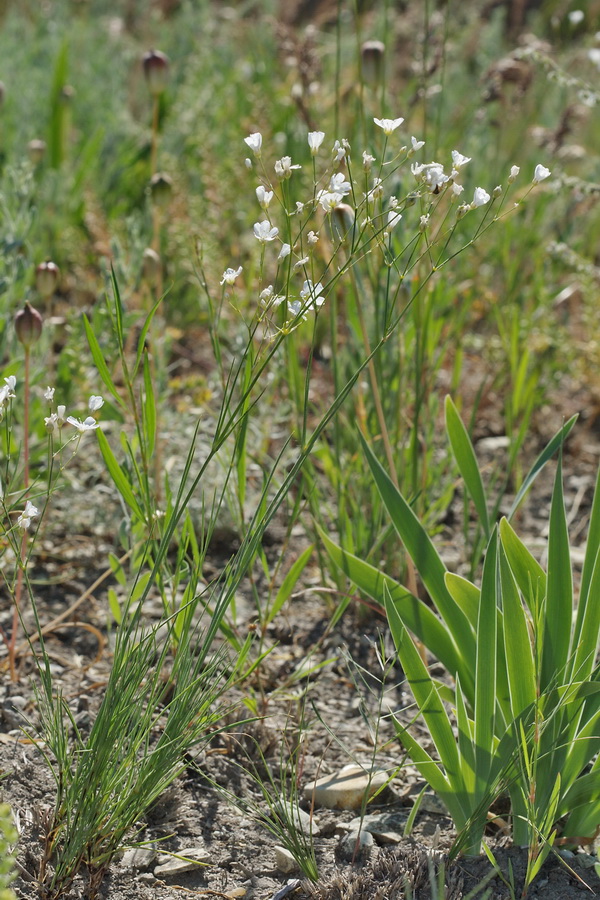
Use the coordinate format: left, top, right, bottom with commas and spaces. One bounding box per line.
330, 203, 355, 243
15, 302, 43, 348
27, 139, 46, 164
149, 172, 173, 207
142, 49, 170, 96
142, 247, 161, 284
361, 40, 385, 87
36, 261, 60, 298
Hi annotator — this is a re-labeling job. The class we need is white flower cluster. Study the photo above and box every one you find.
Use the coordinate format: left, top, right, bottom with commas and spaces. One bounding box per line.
44, 393, 104, 434
239, 121, 551, 332
0, 376, 16, 420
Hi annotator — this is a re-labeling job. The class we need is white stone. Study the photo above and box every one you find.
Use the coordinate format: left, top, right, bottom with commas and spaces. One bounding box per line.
154, 846, 211, 875
339, 829, 374, 861
303, 764, 391, 811
274, 846, 300, 874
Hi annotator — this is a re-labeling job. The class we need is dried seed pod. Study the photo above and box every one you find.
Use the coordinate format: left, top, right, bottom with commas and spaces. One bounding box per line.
142, 247, 161, 284
149, 172, 173, 207
361, 40, 385, 87
15, 302, 43, 347
27, 139, 47, 164
142, 49, 170, 96
36, 261, 60, 298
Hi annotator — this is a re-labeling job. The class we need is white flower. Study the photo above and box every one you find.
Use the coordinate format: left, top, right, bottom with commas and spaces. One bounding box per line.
410, 136, 425, 152
329, 172, 351, 196
220, 266, 243, 286
452, 182, 464, 196
362, 151, 375, 171
253, 221, 279, 242
569, 9, 584, 25
44, 414, 57, 433
278, 243, 291, 260
419, 214, 430, 231
244, 132, 262, 156
588, 48, 600, 69
256, 186, 274, 209
307, 230, 319, 246
451, 150, 472, 169
67, 416, 100, 432
508, 165, 520, 183
293, 256, 309, 270
471, 186, 491, 208
411, 161, 450, 192
300, 280, 325, 309
308, 131, 325, 155
17, 500, 39, 530
492, 185, 502, 198
386, 211, 402, 231
316, 190, 344, 212
0, 377, 16, 409
373, 116, 404, 135
55, 405, 66, 427
88, 395, 104, 412
259, 285, 285, 308
332, 139, 349, 163
287, 299, 305, 319
533, 164, 551, 184
295, 202, 304, 214
367, 177, 384, 202
274, 156, 301, 179
44, 386, 55, 402
245, 158, 252, 170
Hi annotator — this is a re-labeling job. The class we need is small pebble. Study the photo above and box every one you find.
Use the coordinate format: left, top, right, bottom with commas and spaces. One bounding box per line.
274, 846, 300, 874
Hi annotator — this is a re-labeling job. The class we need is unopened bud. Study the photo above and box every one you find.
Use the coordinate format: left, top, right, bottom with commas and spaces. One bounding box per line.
330, 203, 355, 243
15, 302, 43, 348
149, 172, 173, 207
142, 49, 170, 96
36, 261, 60, 298
492, 184, 502, 198
361, 40, 385, 87
142, 247, 161, 284
28, 139, 46, 164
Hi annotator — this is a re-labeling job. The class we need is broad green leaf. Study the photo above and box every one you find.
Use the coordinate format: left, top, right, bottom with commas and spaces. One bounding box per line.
133, 296, 164, 379
445, 396, 489, 537
507, 415, 577, 520
268, 544, 314, 624
83, 315, 127, 411
97, 430, 144, 522
499, 518, 546, 617
131, 571, 152, 605
474, 530, 497, 792
499, 543, 536, 718
570, 543, 600, 682
108, 587, 122, 625
319, 527, 471, 696
108, 552, 127, 588
455, 674, 476, 795
142, 352, 156, 458
360, 431, 475, 662
385, 591, 461, 786
445, 573, 479, 629
542, 458, 572, 690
